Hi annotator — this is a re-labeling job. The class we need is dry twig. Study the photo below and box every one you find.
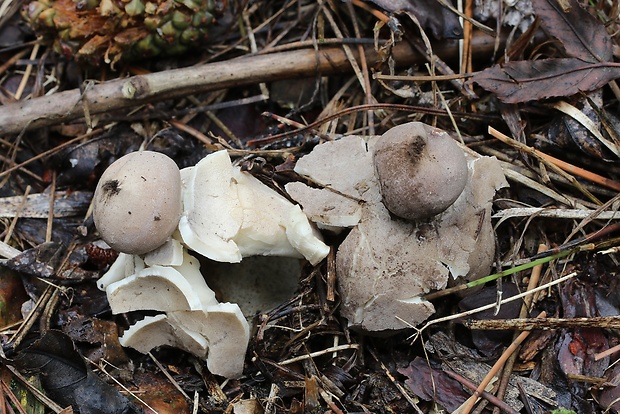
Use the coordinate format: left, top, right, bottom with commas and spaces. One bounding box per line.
459, 312, 547, 414
0, 32, 502, 135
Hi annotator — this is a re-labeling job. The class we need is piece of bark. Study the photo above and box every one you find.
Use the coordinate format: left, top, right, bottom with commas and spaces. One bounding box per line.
0, 191, 91, 218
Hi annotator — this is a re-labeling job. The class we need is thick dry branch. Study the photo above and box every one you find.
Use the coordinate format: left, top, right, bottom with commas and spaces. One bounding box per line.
0, 32, 497, 135
464, 316, 620, 330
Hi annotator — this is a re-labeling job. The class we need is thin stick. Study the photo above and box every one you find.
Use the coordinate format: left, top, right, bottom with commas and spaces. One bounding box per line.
351, 0, 391, 23
0, 241, 20, 259
192, 391, 199, 414
88, 359, 159, 414
493, 208, 620, 220
522, 244, 547, 315
411, 273, 575, 340
460, 0, 473, 74
526, 222, 620, 261
0, 127, 104, 180
0, 378, 6, 414
3, 185, 31, 243
8, 285, 54, 349
492, 244, 547, 414
0, 49, 28, 78
326, 246, 336, 302
279, 344, 359, 365
489, 126, 620, 192
3, 365, 64, 413
45, 171, 56, 243
465, 315, 620, 330
423, 249, 573, 301
242, 9, 269, 100
346, 1, 375, 135
148, 352, 191, 401
0, 153, 43, 182
595, 342, 620, 361
15, 43, 40, 100
443, 371, 518, 414
460, 312, 546, 414
374, 73, 474, 81
168, 119, 216, 147
368, 347, 424, 413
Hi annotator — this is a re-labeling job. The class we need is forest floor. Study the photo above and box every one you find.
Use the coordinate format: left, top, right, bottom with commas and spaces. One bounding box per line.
0, 0, 620, 413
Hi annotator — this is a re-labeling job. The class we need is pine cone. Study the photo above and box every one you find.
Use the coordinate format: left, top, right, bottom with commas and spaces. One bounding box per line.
22, 0, 226, 66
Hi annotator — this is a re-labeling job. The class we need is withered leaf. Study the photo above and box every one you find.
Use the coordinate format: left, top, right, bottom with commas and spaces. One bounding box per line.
532, 0, 612, 62
398, 357, 469, 411
14, 330, 143, 413
469, 59, 620, 103
546, 92, 619, 161
63, 316, 128, 366
2, 241, 99, 281
3, 242, 64, 278
597, 363, 620, 413
365, 0, 462, 39
459, 283, 521, 356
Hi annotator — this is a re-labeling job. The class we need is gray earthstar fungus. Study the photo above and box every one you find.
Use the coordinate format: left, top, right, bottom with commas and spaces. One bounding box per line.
286, 122, 508, 333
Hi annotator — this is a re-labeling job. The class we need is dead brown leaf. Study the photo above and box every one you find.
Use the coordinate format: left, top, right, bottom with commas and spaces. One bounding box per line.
532, 0, 612, 62
365, 0, 462, 39
469, 59, 620, 103
398, 357, 470, 412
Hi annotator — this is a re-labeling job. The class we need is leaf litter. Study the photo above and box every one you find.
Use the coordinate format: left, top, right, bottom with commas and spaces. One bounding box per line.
468, 0, 618, 103
0, 0, 619, 413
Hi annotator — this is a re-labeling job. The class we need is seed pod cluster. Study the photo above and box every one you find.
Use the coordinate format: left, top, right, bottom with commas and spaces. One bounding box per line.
22, 0, 226, 65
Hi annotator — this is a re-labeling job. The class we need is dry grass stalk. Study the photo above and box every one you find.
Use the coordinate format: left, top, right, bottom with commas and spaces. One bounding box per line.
459, 311, 547, 414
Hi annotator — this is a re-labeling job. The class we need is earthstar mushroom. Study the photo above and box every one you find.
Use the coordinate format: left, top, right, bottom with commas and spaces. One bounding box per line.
287, 124, 508, 332
169, 303, 250, 379
101, 250, 249, 378
119, 314, 209, 359
105, 251, 217, 314
95, 149, 331, 378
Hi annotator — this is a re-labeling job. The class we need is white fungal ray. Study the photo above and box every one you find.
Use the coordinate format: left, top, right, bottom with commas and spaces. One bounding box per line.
178, 151, 244, 263
119, 314, 208, 358
179, 150, 329, 265
169, 302, 250, 379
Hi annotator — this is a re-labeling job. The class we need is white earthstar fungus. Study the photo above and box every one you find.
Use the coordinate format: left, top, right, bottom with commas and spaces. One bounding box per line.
119, 314, 209, 359
285, 182, 362, 231
105, 263, 209, 314
94, 149, 331, 378
143, 237, 184, 267
178, 151, 244, 262
287, 123, 508, 333
97, 253, 145, 290
119, 303, 250, 378
373, 122, 469, 220
169, 303, 250, 379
